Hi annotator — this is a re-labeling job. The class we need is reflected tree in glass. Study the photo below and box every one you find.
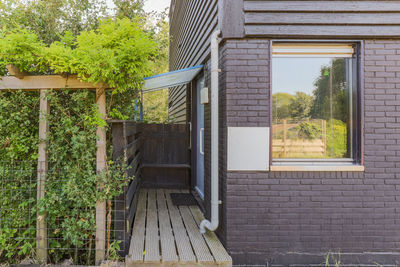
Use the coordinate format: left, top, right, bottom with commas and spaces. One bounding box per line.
272, 57, 354, 159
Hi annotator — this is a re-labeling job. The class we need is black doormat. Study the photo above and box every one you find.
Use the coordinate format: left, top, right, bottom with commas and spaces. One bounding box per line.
170, 193, 198, 206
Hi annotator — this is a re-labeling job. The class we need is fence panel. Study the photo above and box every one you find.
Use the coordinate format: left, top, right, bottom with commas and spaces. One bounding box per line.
139, 124, 190, 189
111, 121, 142, 256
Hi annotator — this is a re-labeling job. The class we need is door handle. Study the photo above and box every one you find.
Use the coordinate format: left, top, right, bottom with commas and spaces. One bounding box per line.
200, 128, 204, 155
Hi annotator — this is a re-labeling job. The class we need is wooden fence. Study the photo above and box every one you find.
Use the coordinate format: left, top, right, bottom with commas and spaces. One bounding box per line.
272, 119, 327, 157
110, 120, 142, 256
273, 139, 326, 157
110, 122, 190, 256
140, 124, 190, 189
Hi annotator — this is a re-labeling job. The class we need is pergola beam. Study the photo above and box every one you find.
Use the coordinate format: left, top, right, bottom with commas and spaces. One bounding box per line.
0, 75, 108, 90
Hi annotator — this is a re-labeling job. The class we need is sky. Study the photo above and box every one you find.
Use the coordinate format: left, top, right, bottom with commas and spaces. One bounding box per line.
272, 58, 332, 96
106, 0, 171, 13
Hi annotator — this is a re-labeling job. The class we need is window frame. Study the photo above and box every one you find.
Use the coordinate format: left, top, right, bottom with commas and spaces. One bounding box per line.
269, 40, 364, 169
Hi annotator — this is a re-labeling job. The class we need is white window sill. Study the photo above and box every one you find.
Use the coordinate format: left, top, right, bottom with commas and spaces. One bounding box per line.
270, 165, 365, 172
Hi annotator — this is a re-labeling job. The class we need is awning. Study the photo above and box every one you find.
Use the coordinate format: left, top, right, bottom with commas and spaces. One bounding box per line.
143, 65, 203, 93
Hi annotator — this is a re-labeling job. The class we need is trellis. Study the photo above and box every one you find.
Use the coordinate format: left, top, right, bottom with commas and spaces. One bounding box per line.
0, 72, 110, 264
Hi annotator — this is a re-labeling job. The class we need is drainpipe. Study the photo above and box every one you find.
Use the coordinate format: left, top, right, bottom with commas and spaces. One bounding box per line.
200, 29, 221, 234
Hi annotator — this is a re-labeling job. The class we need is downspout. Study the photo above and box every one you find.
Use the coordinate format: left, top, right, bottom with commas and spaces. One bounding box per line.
200, 29, 221, 234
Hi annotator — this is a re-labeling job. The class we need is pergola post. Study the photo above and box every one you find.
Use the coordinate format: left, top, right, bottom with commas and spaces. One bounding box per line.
37, 89, 49, 263
95, 88, 107, 264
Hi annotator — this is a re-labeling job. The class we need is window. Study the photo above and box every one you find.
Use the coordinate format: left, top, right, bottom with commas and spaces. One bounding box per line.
271, 43, 361, 165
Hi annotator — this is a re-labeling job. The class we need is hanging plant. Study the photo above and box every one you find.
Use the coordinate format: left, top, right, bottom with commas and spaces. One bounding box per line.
0, 29, 46, 74
0, 17, 157, 94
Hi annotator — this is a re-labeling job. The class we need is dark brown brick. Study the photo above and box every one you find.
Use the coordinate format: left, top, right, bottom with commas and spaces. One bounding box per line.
216, 39, 400, 265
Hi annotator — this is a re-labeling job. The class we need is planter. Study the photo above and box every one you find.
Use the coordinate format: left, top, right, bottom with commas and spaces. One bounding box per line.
6, 64, 27, 79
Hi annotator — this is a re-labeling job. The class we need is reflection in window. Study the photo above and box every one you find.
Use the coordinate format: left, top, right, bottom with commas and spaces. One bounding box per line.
272, 45, 356, 159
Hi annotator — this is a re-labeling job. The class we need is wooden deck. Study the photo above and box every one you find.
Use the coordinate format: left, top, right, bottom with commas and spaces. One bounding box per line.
126, 188, 232, 267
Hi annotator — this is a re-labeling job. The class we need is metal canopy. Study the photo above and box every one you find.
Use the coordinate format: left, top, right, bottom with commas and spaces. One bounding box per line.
143, 65, 203, 93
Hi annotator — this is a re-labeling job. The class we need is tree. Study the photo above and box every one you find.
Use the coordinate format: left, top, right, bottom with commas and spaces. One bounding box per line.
142, 9, 170, 123
272, 92, 295, 121
113, 0, 145, 19
310, 58, 348, 122
0, 0, 109, 44
289, 91, 313, 120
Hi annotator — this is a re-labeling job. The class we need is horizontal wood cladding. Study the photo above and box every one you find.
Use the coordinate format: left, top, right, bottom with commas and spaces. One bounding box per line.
169, 0, 218, 123
246, 13, 400, 25
170, 0, 218, 70
168, 85, 187, 123
244, 1, 400, 12
244, 0, 400, 37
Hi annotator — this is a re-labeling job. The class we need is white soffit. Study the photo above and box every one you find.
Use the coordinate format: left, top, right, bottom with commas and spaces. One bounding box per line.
143, 65, 203, 93
228, 127, 270, 171
272, 43, 355, 58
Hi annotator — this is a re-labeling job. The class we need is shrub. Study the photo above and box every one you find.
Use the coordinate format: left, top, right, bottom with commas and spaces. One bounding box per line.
326, 119, 347, 158
297, 121, 322, 140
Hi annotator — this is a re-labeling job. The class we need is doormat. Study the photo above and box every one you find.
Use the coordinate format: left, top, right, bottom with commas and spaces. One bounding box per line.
170, 193, 198, 206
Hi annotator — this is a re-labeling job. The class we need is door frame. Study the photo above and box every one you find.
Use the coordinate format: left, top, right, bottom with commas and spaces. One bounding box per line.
190, 74, 205, 203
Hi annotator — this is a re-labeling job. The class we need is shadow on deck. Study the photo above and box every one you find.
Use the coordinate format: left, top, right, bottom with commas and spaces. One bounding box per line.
126, 188, 232, 267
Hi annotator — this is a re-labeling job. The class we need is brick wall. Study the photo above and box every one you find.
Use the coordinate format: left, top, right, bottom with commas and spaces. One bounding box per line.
222, 39, 400, 265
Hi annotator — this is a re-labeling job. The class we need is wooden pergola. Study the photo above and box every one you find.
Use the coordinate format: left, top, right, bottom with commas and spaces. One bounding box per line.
0, 74, 110, 264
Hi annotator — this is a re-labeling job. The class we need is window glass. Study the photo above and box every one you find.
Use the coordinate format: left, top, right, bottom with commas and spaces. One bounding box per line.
272, 44, 356, 160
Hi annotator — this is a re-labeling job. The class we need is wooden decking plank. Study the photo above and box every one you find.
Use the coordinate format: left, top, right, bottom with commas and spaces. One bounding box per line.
157, 189, 179, 262
129, 189, 147, 262
189, 205, 232, 263
144, 189, 160, 263
179, 205, 215, 263
165, 189, 197, 263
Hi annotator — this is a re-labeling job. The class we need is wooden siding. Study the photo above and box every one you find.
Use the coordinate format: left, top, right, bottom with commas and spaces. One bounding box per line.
169, 0, 218, 123
244, 0, 400, 37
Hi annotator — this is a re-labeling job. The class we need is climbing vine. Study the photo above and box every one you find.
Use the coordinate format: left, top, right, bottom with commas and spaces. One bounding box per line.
0, 13, 160, 265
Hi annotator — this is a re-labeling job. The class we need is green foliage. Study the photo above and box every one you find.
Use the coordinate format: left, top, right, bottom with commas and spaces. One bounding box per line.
0, 228, 18, 259
0, 162, 37, 264
42, 90, 131, 263
0, 90, 133, 264
289, 92, 313, 120
297, 121, 322, 140
311, 58, 348, 122
143, 89, 169, 123
107, 240, 123, 261
0, 0, 169, 122
0, 18, 157, 94
0, 91, 39, 264
0, 1, 169, 264
326, 119, 348, 158
325, 252, 342, 267
0, 91, 39, 160
272, 92, 295, 121
0, 0, 109, 45
0, 29, 45, 73
141, 12, 169, 123
0, 17, 160, 119
61, 18, 156, 92
113, 0, 145, 19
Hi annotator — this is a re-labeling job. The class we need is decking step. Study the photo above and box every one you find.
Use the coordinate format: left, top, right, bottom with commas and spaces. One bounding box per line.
126, 188, 232, 267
